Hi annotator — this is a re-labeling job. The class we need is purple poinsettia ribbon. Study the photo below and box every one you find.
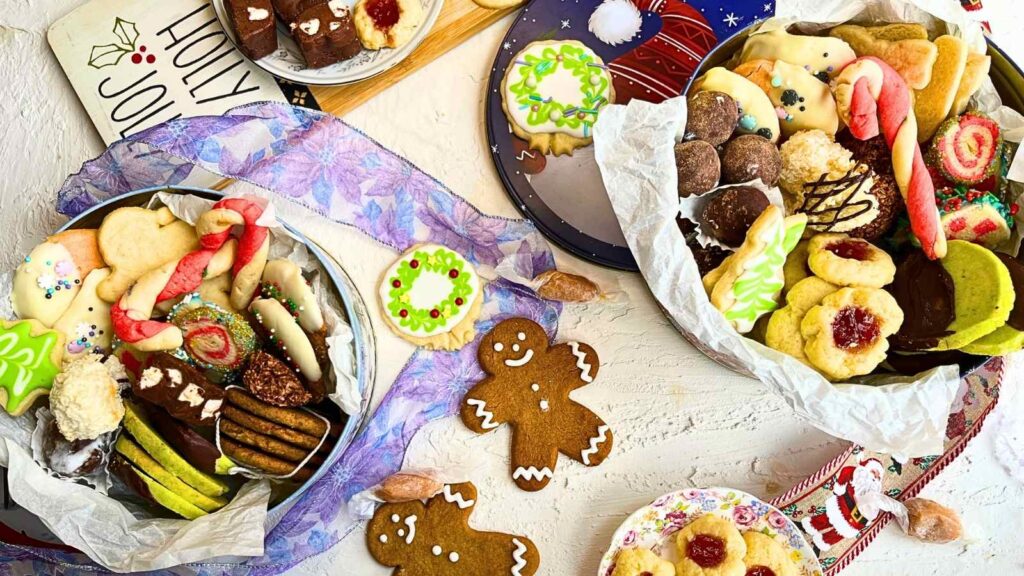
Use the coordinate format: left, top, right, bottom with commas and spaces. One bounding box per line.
3, 102, 558, 575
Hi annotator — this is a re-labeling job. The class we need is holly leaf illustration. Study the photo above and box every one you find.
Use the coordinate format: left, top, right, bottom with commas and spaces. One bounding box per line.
112, 17, 139, 50
88, 43, 130, 69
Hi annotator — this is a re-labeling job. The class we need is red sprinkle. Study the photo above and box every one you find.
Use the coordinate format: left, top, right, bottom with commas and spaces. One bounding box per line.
449, 269, 459, 278
687, 534, 726, 568
399, 309, 408, 318
430, 309, 440, 318
455, 297, 464, 306
1012, 204, 1020, 216
825, 240, 872, 261
410, 259, 419, 269
392, 279, 401, 288
832, 306, 881, 350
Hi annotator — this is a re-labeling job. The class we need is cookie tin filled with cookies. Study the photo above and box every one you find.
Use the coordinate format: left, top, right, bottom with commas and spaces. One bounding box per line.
595, 0, 1024, 457
0, 186, 374, 560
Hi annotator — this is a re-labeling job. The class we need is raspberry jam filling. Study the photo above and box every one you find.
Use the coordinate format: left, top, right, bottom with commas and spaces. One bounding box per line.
687, 534, 727, 567
366, 0, 400, 29
746, 567, 778, 576
832, 305, 881, 350
825, 239, 872, 261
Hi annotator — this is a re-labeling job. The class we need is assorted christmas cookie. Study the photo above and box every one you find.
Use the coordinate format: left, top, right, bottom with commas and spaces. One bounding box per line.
133, 353, 225, 427
741, 532, 800, 576
700, 186, 770, 248
353, 0, 424, 50
674, 514, 747, 576
703, 207, 808, 334
378, 244, 483, 351
928, 112, 1002, 186
251, 297, 322, 382
935, 187, 1014, 248
829, 25, 938, 90
766, 276, 839, 366
675, 140, 720, 198
170, 297, 258, 382
223, 0, 277, 60
961, 252, 1024, 355
888, 251, 956, 351
800, 287, 904, 380
693, 68, 779, 143
928, 240, 1014, 351
0, 319, 64, 416
367, 482, 541, 576
739, 27, 856, 82
611, 548, 675, 576
720, 135, 781, 187
806, 233, 896, 288
684, 91, 739, 146
732, 59, 839, 138
913, 35, 968, 142
501, 40, 614, 156
52, 268, 112, 358
460, 318, 612, 491
49, 353, 125, 441
292, 2, 362, 68
12, 238, 85, 327
261, 259, 324, 334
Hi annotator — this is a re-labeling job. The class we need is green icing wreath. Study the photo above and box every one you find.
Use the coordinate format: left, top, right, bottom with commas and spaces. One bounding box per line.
508, 43, 611, 137
385, 247, 474, 334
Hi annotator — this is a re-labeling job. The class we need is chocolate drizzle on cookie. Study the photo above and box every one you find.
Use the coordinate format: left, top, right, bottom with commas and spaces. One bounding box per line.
889, 252, 955, 350
799, 164, 877, 232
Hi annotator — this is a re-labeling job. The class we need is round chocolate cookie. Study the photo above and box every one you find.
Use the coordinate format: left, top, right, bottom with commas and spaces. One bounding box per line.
845, 171, 904, 240
721, 135, 782, 187
687, 237, 733, 277
675, 140, 721, 197
700, 186, 771, 247
685, 91, 739, 146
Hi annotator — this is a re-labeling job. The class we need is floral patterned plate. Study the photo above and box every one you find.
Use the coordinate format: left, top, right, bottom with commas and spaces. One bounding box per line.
597, 487, 822, 576
211, 0, 444, 86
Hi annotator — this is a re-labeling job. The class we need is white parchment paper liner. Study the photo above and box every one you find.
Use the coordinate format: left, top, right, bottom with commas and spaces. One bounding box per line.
0, 190, 363, 571
596, 0, 1024, 457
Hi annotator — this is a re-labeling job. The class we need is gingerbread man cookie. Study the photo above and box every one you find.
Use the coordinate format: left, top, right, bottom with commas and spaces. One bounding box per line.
367, 482, 541, 576
460, 318, 613, 491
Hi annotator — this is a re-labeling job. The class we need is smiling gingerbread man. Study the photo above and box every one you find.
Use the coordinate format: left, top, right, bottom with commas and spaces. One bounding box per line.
460, 318, 613, 491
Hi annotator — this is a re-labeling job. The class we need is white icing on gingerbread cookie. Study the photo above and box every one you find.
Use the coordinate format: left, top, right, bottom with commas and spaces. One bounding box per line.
442, 485, 475, 509
581, 425, 610, 465
465, 398, 499, 430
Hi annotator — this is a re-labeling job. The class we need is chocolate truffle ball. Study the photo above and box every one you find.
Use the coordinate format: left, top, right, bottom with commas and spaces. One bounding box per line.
700, 186, 771, 247
687, 237, 733, 277
675, 140, 721, 198
686, 91, 739, 146
721, 134, 782, 187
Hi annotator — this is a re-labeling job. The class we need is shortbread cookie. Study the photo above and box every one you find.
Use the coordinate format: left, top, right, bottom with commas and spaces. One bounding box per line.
782, 240, 811, 295
52, 268, 112, 358
675, 515, 747, 576
765, 276, 839, 365
97, 206, 199, 303
807, 233, 895, 288
801, 287, 903, 380
733, 59, 839, 138
864, 23, 929, 42
829, 25, 938, 90
612, 548, 674, 576
914, 35, 969, 142
739, 27, 856, 81
704, 206, 808, 334
693, 67, 779, 142
460, 318, 612, 491
367, 482, 541, 576
502, 40, 614, 156
352, 0, 424, 50
47, 229, 104, 280
741, 532, 799, 576
951, 53, 991, 117
378, 244, 483, 351
931, 240, 1014, 350
0, 319, 65, 416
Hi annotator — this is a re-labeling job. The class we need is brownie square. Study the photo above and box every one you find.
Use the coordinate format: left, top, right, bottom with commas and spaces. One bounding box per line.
272, 0, 325, 24
225, 0, 278, 60
291, 2, 361, 69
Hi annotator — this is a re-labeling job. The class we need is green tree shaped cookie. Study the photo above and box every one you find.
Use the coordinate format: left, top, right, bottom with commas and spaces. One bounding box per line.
0, 319, 65, 416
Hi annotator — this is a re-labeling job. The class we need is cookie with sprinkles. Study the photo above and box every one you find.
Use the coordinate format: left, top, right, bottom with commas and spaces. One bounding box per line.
501, 40, 615, 156
378, 244, 483, 351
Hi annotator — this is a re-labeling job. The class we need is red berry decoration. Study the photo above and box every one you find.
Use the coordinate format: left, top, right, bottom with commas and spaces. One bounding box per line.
1012, 204, 1020, 216
146, 54, 156, 64
410, 259, 419, 269
131, 53, 143, 64
455, 297, 464, 306
392, 279, 401, 288
399, 309, 408, 318
430, 309, 440, 319
449, 269, 459, 278
140, 45, 147, 52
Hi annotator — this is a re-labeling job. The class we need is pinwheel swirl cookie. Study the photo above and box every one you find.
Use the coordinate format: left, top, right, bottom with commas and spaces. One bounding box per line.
378, 244, 483, 351
502, 40, 614, 156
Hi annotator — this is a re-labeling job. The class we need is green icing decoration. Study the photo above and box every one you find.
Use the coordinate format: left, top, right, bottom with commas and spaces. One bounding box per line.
385, 247, 474, 334
725, 217, 808, 331
0, 321, 61, 413
507, 43, 611, 138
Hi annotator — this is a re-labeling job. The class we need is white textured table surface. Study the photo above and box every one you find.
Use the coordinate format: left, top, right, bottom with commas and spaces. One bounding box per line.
4, 1, 1024, 575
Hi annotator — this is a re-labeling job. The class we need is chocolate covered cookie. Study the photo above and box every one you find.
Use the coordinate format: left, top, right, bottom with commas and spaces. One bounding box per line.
721, 135, 781, 187
700, 186, 770, 247
675, 140, 721, 198
685, 91, 739, 146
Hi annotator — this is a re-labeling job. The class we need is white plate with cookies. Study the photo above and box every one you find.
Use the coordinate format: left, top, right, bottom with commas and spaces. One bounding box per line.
212, 0, 444, 86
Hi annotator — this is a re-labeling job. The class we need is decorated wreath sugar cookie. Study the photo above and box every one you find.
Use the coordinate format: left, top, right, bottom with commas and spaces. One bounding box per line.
378, 244, 483, 351
502, 40, 615, 156
0, 319, 65, 416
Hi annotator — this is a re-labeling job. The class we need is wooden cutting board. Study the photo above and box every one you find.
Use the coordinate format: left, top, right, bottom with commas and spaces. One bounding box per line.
311, 0, 517, 116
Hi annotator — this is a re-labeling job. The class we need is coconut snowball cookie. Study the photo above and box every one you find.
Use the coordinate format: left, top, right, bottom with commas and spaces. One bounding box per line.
378, 244, 484, 350
501, 40, 615, 156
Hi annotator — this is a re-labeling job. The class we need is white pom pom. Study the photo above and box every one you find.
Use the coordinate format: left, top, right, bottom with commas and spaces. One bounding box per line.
588, 0, 643, 46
